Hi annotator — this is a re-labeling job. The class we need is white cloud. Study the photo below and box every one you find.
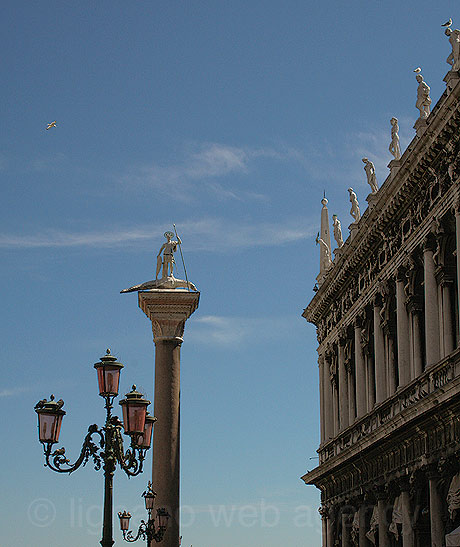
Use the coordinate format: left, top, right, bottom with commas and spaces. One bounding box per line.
0, 217, 315, 251
0, 386, 35, 398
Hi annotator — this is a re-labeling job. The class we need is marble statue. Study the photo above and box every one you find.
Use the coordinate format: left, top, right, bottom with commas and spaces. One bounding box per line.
332, 214, 344, 248
348, 188, 361, 222
445, 25, 460, 71
389, 117, 401, 160
415, 72, 432, 119
362, 158, 379, 193
315, 233, 332, 267
156, 231, 181, 279
121, 230, 197, 293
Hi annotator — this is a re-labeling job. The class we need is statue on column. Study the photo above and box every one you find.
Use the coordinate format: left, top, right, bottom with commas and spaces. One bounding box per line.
414, 69, 432, 119
444, 20, 460, 71
348, 188, 361, 222
332, 214, 344, 248
389, 117, 402, 160
362, 158, 379, 193
121, 229, 197, 293
156, 231, 181, 279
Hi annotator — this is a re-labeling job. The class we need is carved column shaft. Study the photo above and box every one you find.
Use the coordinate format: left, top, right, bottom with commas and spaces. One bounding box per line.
324, 359, 333, 440
400, 489, 414, 547
347, 362, 356, 426
424, 245, 441, 366
412, 309, 424, 377
341, 512, 351, 547
354, 322, 367, 418
396, 279, 410, 386
338, 341, 349, 430
358, 504, 370, 546
319, 355, 325, 444
456, 208, 460, 339
367, 354, 376, 411
441, 282, 454, 356
428, 474, 444, 547
327, 514, 334, 547
374, 303, 387, 404
377, 495, 390, 547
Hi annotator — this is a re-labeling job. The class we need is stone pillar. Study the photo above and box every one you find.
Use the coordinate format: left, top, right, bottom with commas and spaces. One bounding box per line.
346, 360, 356, 426
376, 490, 390, 547
374, 298, 387, 404
428, 471, 444, 547
400, 484, 415, 547
319, 507, 328, 547
323, 354, 333, 441
338, 337, 349, 430
354, 318, 367, 418
387, 336, 396, 394
327, 507, 335, 547
455, 206, 460, 339
319, 354, 326, 444
342, 512, 351, 547
396, 274, 410, 387
367, 354, 376, 411
441, 280, 454, 356
424, 238, 441, 367
138, 290, 200, 547
358, 504, 370, 546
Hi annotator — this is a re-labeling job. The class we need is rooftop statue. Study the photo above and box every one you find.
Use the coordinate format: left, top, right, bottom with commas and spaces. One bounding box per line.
121, 229, 197, 293
315, 233, 332, 268
389, 117, 402, 160
348, 188, 361, 222
362, 158, 379, 193
444, 21, 460, 71
332, 214, 344, 248
414, 69, 432, 119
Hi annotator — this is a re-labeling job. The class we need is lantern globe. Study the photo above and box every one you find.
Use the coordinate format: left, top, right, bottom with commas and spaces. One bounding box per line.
118, 511, 131, 531
156, 508, 170, 530
142, 482, 157, 511
34, 395, 66, 444
137, 413, 157, 449
119, 385, 150, 436
94, 349, 124, 397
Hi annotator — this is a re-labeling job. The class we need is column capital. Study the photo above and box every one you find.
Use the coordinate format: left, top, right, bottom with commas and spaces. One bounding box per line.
138, 290, 200, 343
423, 233, 437, 252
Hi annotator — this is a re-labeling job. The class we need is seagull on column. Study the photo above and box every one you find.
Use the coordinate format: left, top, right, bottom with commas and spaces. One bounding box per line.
46, 121, 57, 130
414, 67, 422, 73
442, 18, 453, 27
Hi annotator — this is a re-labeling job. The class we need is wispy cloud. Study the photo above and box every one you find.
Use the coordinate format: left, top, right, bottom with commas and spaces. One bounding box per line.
0, 386, 36, 398
0, 217, 315, 251
119, 142, 305, 202
189, 314, 305, 347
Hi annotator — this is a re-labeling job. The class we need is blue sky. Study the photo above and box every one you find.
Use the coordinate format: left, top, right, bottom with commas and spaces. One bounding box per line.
0, 1, 457, 546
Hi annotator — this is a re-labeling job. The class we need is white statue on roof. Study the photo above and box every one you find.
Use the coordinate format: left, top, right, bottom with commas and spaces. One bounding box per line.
362, 158, 379, 193
445, 22, 460, 71
348, 188, 361, 222
332, 215, 344, 248
389, 117, 401, 160
415, 70, 432, 119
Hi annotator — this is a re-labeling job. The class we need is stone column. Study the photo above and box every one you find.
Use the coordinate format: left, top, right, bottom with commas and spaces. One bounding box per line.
327, 507, 335, 547
342, 512, 351, 547
354, 317, 367, 418
346, 360, 356, 425
319, 354, 326, 444
338, 336, 349, 430
396, 272, 410, 387
455, 205, 460, 338
358, 504, 370, 546
138, 290, 200, 547
376, 490, 390, 547
424, 237, 441, 367
400, 481, 415, 547
366, 354, 376, 411
323, 354, 332, 441
441, 278, 454, 356
319, 507, 328, 547
374, 298, 387, 404
428, 470, 444, 547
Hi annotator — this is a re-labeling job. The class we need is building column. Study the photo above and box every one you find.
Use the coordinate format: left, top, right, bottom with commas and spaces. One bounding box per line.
138, 290, 200, 547
338, 336, 349, 430
319, 507, 328, 547
400, 484, 415, 547
424, 237, 441, 367
354, 317, 367, 418
323, 354, 333, 441
455, 205, 460, 339
342, 512, 351, 547
387, 335, 396, 394
376, 490, 390, 547
319, 354, 326, 444
374, 298, 387, 404
396, 272, 411, 387
441, 280, 454, 356
346, 360, 356, 425
428, 471, 444, 547
327, 507, 335, 547
358, 504, 370, 546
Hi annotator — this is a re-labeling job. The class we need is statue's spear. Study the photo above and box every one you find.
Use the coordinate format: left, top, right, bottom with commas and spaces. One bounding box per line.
173, 224, 190, 291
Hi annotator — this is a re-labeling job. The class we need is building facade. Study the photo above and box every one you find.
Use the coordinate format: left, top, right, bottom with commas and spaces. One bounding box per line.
301, 42, 460, 547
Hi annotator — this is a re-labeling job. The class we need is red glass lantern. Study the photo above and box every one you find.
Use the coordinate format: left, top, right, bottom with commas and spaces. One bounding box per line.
119, 386, 150, 436
142, 482, 157, 511
34, 395, 66, 444
137, 413, 157, 449
118, 511, 131, 531
94, 349, 124, 397
156, 508, 170, 530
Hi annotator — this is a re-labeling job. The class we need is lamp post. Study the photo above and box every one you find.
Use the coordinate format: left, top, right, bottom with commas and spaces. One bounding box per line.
118, 481, 170, 545
34, 349, 154, 547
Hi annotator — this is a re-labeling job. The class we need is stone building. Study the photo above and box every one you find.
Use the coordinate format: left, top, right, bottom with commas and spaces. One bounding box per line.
301, 34, 460, 547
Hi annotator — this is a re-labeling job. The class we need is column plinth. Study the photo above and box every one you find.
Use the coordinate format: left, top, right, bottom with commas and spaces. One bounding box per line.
138, 289, 200, 547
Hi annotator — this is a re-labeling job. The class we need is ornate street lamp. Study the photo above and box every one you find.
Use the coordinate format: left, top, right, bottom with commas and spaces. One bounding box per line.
118, 482, 170, 545
34, 349, 154, 547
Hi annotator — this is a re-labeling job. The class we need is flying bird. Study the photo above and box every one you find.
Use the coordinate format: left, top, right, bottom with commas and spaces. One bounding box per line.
414, 67, 422, 73
442, 18, 453, 27
46, 121, 57, 130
